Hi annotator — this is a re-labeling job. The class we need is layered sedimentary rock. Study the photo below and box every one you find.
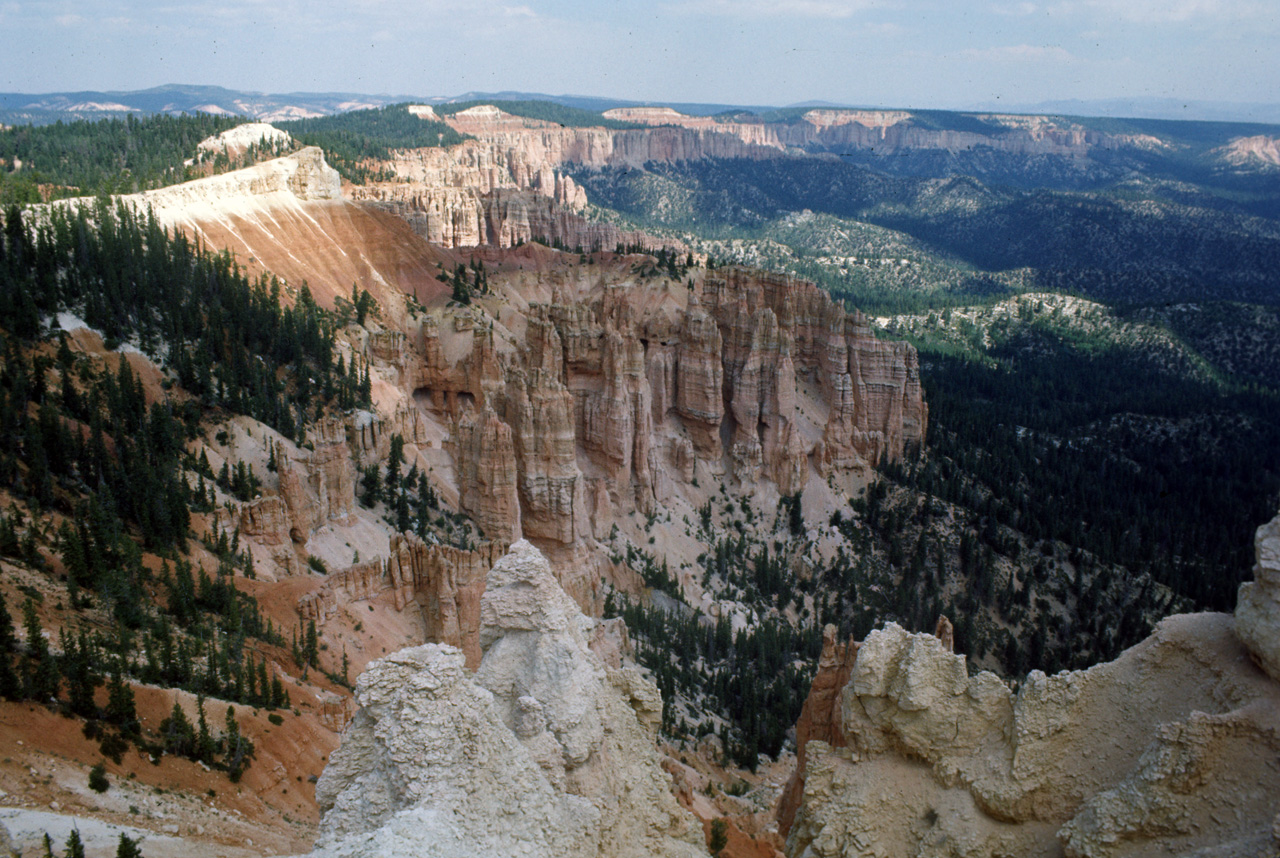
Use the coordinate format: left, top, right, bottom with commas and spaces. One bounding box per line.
777, 625, 858, 835
278, 417, 358, 542
308, 541, 705, 858
437, 266, 924, 565
349, 104, 1176, 254
702, 268, 927, 472
348, 121, 666, 250
673, 296, 725, 459
501, 367, 586, 544
237, 496, 291, 546
194, 122, 292, 161
296, 537, 506, 668
110, 146, 448, 313
450, 408, 521, 545
1235, 510, 1280, 681
601, 106, 1166, 159
787, 603, 1280, 858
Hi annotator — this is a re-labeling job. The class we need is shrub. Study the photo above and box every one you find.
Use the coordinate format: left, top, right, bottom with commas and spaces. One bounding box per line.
88, 761, 109, 793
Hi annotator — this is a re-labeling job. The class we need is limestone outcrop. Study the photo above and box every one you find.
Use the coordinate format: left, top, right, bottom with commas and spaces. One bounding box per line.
451, 407, 522, 545
296, 537, 506, 668
194, 121, 293, 161
602, 105, 1168, 160
786, 608, 1280, 858
701, 268, 927, 473
349, 105, 1178, 254
278, 417, 358, 542
106, 147, 449, 313
1235, 509, 1280, 681
308, 540, 705, 858
434, 265, 924, 587
777, 625, 858, 835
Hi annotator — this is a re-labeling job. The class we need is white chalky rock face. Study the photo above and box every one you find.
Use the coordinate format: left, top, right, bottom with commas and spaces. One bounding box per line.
309, 540, 704, 858
790, 600, 1280, 858
1235, 510, 1280, 682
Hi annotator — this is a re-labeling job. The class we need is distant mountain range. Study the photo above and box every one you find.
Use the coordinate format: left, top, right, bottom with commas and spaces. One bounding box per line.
2, 83, 1279, 126
970, 97, 1280, 125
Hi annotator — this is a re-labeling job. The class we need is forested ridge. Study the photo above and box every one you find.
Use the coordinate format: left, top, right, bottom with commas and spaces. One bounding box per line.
0, 199, 371, 778
279, 104, 468, 183
0, 113, 245, 204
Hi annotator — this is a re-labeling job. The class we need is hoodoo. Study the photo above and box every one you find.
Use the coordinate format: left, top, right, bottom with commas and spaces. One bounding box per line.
306, 541, 704, 858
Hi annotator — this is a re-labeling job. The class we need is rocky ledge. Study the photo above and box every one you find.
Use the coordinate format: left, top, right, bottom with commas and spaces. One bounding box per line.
304, 540, 704, 858
787, 512, 1280, 858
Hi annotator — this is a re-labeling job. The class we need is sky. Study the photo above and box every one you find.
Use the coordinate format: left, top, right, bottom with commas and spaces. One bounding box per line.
1, 0, 1277, 111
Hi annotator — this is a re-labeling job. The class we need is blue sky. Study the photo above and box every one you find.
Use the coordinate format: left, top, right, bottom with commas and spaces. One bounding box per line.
1, 0, 1277, 110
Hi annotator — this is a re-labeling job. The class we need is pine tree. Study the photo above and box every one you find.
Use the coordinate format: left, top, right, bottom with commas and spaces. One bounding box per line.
223, 704, 253, 782
115, 833, 144, 858
304, 619, 319, 671
88, 761, 110, 793
63, 828, 86, 858
195, 694, 215, 764
105, 664, 140, 738
63, 629, 99, 719
159, 698, 195, 758
21, 598, 59, 703
385, 434, 404, 492
271, 674, 287, 709
0, 591, 20, 699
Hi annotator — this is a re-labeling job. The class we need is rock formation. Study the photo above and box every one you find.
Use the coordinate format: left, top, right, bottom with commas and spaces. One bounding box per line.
308, 540, 705, 858
194, 122, 293, 161
602, 105, 1168, 160
777, 625, 858, 836
409, 264, 926, 607
451, 407, 522, 545
346, 104, 1181, 255
296, 537, 507, 668
786, 594, 1280, 857
278, 417, 358, 542
1235, 509, 1280, 681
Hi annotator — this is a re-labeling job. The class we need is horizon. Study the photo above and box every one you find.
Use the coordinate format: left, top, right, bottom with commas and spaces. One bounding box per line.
4, 81, 1280, 127
1, 1, 1277, 118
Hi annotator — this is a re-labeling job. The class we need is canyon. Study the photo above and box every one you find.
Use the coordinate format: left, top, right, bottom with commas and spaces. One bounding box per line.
344, 103, 1190, 253
2, 106, 1279, 858
121, 144, 926, 606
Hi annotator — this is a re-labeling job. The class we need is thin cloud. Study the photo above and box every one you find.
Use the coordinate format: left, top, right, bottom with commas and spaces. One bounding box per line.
664, 0, 879, 19
962, 44, 1074, 61
991, 2, 1040, 14
1073, 0, 1269, 23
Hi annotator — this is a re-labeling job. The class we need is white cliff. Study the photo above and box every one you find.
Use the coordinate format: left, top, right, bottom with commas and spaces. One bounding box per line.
1235, 511, 1280, 681
788, 510, 1280, 858
307, 540, 704, 858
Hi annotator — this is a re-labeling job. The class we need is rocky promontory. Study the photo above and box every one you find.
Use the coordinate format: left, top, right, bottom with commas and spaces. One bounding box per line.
306, 540, 705, 858
786, 511, 1280, 858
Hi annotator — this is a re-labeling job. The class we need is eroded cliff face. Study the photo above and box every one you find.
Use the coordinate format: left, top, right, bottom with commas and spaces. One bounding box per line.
786, 515, 1280, 858
1235, 511, 1280, 681
347, 127, 663, 251
603, 106, 1168, 159
107, 144, 926, 646
347, 103, 1185, 259
409, 265, 924, 585
776, 625, 859, 836
307, 540, 705, 858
